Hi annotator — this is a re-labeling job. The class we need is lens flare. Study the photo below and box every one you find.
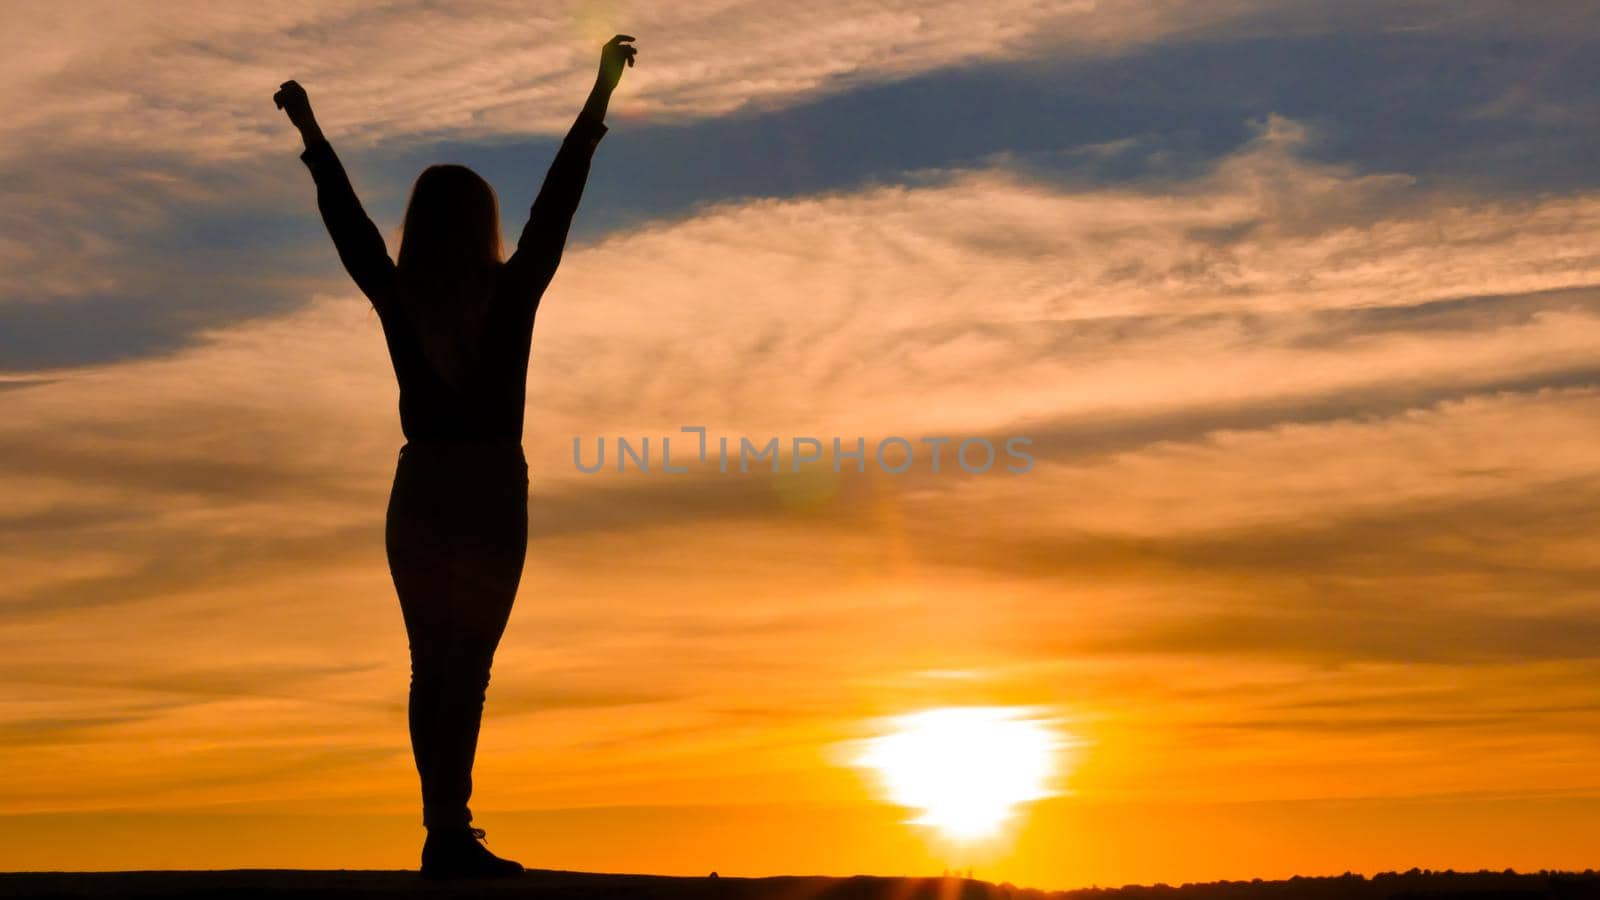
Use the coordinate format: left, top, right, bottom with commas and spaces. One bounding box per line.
851, 706, 1067, 842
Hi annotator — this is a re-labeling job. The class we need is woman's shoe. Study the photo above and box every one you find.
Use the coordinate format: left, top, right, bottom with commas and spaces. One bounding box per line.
420, 826, 525, 879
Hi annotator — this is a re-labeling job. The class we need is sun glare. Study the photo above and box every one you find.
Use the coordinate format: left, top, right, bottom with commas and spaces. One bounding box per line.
852, 706, 1066, 842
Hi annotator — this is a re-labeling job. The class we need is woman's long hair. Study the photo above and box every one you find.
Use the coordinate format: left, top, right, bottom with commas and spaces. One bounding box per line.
396, 164, 502, 388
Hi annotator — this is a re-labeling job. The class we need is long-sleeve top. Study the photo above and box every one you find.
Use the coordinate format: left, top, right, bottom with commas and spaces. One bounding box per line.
300, 112, 609, 445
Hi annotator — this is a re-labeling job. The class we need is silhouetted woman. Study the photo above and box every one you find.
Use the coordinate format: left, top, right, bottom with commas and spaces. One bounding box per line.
275, 34, 637, 879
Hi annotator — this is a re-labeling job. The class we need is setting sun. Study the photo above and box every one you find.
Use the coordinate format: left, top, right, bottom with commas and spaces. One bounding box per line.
851, 707, 1068, 842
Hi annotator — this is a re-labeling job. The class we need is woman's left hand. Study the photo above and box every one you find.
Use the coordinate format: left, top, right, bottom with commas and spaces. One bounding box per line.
274, 80, 318, 131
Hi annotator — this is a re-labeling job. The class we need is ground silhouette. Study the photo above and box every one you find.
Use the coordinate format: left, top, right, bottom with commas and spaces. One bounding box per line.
3, 867, 1599, 900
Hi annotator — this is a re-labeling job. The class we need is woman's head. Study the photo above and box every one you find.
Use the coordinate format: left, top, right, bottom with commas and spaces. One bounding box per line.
396, 164, 502, 386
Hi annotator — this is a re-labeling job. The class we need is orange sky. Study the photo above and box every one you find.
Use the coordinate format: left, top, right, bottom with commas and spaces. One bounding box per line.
4, 0, 1600, 887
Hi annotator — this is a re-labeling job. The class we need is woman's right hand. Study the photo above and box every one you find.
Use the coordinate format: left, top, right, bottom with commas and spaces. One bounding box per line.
274, 80, 317, 132
596, 35, 637, 92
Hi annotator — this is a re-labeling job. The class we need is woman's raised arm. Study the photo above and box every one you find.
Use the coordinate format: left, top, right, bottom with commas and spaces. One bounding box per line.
504, 36, 637, 298
276, 80, 396, 311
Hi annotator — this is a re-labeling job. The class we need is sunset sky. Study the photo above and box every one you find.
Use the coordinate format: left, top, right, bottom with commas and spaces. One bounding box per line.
5, 0, 1600, 888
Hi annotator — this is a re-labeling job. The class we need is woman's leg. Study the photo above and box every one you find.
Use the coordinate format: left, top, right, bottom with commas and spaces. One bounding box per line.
388, 444, 453, 829
387, 443, 529, 833
426, 465, 526, 831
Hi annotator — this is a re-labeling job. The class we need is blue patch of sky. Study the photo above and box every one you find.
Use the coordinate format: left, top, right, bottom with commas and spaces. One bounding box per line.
7, 32, 1598, 370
